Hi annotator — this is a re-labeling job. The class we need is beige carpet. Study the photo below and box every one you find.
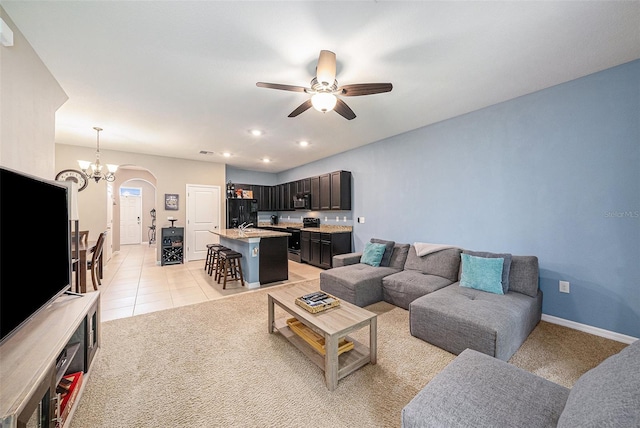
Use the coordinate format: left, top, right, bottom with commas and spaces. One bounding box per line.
70, 279, 626, 428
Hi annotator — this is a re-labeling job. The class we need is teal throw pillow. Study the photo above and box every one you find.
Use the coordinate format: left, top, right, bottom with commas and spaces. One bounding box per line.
464, 250, 512, 293
460, 253, 505, 295
361, 242, 387, 267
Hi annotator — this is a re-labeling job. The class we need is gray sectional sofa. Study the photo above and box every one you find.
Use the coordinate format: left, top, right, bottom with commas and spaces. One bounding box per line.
320, 241, 542, 361
401, 339, 640, 427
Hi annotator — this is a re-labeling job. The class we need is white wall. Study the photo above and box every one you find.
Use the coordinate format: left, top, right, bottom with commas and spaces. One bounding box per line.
0, 7, 67, 177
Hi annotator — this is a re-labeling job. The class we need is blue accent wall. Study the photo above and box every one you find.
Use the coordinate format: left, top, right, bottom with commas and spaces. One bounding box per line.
234, 60, 640, 338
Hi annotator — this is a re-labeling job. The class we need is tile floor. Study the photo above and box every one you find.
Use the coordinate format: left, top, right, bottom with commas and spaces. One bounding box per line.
95, 244, 323, 322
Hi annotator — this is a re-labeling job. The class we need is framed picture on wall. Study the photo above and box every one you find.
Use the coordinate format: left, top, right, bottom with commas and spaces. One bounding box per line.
165, 194, 179, 210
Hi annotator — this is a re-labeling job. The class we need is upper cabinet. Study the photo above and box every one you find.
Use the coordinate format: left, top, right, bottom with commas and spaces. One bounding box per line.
232, 171, 351, 212
330, 171, 351, 210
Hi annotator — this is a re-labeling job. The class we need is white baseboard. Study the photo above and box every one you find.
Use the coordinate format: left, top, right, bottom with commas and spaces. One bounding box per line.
541, 314, 638, 344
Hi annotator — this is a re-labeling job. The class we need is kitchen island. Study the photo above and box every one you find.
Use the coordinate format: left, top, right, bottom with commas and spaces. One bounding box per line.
209, 228, 291, 288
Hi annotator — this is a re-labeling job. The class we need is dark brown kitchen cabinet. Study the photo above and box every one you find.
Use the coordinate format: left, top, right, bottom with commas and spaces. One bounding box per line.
299, 178, 311, 194
301, 230, 311, 262
234, 170, 350, 212
310, 176, 320, 210
300, 230, 351, 269
319, 173, 331, 210
330, 170, 351, 210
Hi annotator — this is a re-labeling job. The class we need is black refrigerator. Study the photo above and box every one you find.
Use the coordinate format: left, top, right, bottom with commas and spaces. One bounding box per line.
226, 199, 258, 228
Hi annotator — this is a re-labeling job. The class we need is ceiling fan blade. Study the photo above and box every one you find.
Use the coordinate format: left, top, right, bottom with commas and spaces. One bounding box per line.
288, 99, 313, 117
339, 83, 393, 96
316, 50, 336, 86
256, 82, 308, 93
334, 98, 356, 120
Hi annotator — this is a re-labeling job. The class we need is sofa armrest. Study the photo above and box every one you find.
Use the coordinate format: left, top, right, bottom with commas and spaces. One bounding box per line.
332, 252, 362, 267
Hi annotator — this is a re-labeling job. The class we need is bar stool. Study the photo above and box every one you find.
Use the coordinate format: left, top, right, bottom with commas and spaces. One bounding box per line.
208, 244, 230, 276
216, 249, 244, 289
204, 244, 225, 276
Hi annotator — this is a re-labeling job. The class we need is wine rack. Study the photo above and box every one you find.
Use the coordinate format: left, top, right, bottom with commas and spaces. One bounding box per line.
161, 227, 184, 266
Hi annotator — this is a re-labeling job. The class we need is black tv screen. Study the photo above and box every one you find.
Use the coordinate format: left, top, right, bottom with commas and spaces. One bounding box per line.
0, 166, 71, 344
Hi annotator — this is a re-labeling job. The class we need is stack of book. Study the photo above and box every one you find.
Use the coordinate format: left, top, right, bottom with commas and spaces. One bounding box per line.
295, 291, 340, 313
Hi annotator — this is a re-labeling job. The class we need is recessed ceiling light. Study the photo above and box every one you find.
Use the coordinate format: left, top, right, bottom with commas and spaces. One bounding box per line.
262, 158, 270, 163
250, 129, 263, 136
222, 152, 231, 158
199, 150, 215, 155
298, 141, 309, 147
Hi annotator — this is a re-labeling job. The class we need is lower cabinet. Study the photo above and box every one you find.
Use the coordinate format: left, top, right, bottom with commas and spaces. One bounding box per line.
1, 292, 100, 428
301, 231, 351, 269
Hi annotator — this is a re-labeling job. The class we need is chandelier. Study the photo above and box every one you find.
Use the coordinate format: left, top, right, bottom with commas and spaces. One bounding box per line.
78, 127, 118, 183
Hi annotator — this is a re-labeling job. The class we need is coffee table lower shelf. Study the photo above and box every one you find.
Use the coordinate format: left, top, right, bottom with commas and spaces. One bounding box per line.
273, 318, 371, 382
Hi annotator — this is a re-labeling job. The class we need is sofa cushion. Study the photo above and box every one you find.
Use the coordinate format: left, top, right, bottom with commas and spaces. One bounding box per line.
459, 253, 505, 295
370, 238, 395, 267
557, 340, 640, 427
404, 246, 462, 282
320, 264, 400, 307
361, 242, 387, 267
388, 243, 411, 270
507, 256, 539, 298
409, 284, 542, 360
382, 270, 453, 309
401, 349, 570, 428
463, 250, 512, 293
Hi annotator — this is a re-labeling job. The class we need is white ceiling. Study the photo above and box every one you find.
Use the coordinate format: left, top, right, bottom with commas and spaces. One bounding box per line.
3, 1, 639, 173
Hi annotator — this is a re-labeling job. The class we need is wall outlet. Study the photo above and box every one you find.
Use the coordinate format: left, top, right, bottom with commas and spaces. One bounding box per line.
559, 281, 570, 293
252, 247, 259, 257
336, 216, 339, 221
358, 217, 365, 223
343, 216, 347, 222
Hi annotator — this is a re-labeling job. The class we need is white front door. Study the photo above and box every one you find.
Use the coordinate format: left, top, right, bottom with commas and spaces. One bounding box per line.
186, 184, 220, 261
120, 192, 142, 245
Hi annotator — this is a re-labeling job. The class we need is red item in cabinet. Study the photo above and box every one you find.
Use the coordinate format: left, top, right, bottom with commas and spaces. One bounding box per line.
56, 371, 83, 428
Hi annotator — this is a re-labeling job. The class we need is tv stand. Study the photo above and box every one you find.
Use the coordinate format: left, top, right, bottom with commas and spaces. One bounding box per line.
0, 292, 100, 427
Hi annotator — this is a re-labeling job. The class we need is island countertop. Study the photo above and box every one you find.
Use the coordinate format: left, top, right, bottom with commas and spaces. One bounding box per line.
210, 228, 290, 241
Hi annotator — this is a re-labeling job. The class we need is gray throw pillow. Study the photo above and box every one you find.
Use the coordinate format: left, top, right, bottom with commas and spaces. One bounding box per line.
370, 238, 395, 267
463, 250, 512, 293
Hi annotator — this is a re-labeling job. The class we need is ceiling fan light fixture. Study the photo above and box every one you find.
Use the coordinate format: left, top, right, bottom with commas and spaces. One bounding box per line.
311, 93, 337, 112
316, 50, 336, 86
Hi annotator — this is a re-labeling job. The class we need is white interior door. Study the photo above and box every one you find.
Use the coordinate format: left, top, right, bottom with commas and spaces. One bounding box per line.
120, 193, 142, 245
186, 184, 220, 261
105, 182, 114, 261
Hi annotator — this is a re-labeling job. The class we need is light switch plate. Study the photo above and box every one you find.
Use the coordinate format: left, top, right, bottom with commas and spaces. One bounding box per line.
559, 281, 570, 293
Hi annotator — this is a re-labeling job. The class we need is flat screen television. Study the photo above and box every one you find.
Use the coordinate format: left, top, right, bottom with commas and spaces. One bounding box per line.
0, 166, 71, 345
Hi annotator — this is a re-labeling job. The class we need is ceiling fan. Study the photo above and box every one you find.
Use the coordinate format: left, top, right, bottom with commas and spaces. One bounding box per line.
256, 50, 392, 120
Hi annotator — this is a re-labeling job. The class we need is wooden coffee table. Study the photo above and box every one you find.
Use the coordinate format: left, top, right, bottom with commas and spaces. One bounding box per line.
268, 282, 377, 391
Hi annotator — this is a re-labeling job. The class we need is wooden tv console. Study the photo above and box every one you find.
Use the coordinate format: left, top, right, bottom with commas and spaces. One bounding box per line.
0, 291, 100, 428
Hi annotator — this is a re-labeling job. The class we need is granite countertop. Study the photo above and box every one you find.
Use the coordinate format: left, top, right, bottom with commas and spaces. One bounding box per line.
211, 228, 291, 241
257, 222, 353, 233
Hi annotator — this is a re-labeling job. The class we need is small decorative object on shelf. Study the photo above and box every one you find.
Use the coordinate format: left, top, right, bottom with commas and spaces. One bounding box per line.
295, 291, 340, 313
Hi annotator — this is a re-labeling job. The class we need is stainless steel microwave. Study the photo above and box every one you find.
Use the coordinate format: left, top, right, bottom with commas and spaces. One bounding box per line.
293, 193, 310, 209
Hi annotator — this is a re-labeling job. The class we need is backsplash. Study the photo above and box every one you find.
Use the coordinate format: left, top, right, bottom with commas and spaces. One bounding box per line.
257, 211, 353, 226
